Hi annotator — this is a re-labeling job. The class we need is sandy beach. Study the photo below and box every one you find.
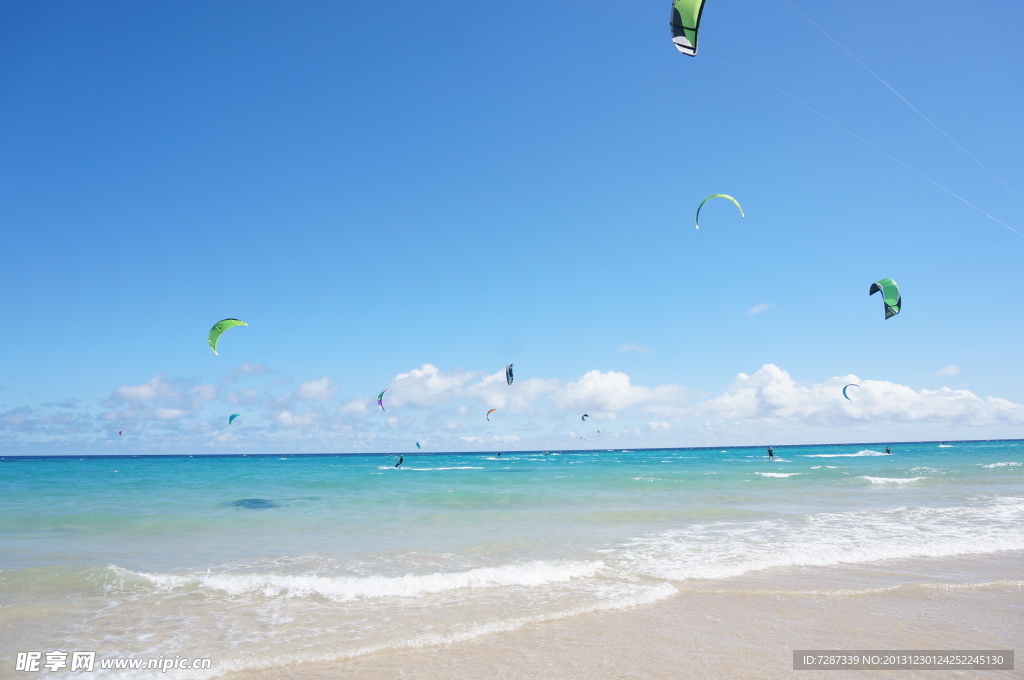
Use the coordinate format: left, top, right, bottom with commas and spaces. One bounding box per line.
221, 552, 1022, 680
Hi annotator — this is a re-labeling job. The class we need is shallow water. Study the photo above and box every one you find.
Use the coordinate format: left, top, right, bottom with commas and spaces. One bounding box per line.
1, 441, 1022, 678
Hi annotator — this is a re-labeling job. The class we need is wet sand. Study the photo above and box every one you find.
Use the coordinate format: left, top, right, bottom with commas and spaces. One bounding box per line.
222, 552, 1022, 679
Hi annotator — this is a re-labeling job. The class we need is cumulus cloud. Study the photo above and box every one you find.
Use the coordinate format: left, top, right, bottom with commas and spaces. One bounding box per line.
935, 364, 960, 377
699, 364, 1024, 427
102, 375, 216, 424
391, 364, 480, 406
338, 398, 369, 415
272, 410, 319, 428
551, 370, 688, 417
225, 389, 260, 406
295, 377, 338, 401
8, 360, 1024, 454
389, 363, 560, 411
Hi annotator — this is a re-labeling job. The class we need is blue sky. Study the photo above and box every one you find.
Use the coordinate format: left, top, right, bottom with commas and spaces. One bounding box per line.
2, 1, 1022, 455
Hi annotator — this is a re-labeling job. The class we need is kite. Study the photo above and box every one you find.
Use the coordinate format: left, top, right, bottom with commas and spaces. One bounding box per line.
487, 409, 498, 421
416, 442, 421, 449
670, 0, 707, 56
377, 389, 390, 412
582, 414, 589, 421
229, 413, 241, 425
842, 384, 859, 401
118, 430, 122, 436
506, 364, 514, 385
695, 194, 744, 229
208, 319, 247, 355
869, 278, 901, 319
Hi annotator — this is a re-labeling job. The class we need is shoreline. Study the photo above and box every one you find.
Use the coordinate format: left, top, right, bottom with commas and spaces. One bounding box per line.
220, 552, 1023, 680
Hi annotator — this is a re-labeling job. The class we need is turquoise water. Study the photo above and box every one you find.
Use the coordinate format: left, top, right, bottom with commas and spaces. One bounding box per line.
2, 441, 1023, 678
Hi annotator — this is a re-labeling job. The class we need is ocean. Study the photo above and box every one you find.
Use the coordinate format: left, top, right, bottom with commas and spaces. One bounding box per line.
1, 441, 1022, 679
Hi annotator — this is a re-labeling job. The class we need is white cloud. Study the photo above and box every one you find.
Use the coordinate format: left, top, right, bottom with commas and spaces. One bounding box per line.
272, 410, 318, 428
617, 343, 651, 354
747, 303, 774, 315
295, 377, 338, 401
102, 375, 216, 424
699, 364, 1024, 427
935, 364, 960, 377
109, 375, 177, 404
390, 364, 480, 406
153, 408, 188, 420
9, 361, 1024, 454
338, 398, 369, 415
225, 389, 260, 406
389, 363, 560, 412
551, 370, 687, 417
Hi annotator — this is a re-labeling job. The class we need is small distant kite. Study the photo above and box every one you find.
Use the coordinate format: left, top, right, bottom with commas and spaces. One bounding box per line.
581, 414, 589, 421
118, 430, 122, 436
842, 384, 859, 401
377, 389, 390, 412
869, 278, 901, 319
695, 194, 744, 230
670, 0, 707, 56
415, 442, 421, 449
229, 413, 241, 425
486, 409, 498, 422
208, 319, 247, 355
506, 364, 514, 385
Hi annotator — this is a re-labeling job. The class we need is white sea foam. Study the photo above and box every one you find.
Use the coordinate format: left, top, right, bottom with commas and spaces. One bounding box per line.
978, 462, 1021, 468
803, 450, 888, 458
406, 466, 484, 470
861, 476, 925, 485
614, 498, 1024, 582
126, 560, 604, 602
108, 583, 680, 680
755, 472, 802, 478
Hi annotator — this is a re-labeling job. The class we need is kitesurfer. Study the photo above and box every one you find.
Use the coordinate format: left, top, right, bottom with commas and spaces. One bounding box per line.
885, 446, 892, 454
395, 455, 403, 468
767, 446, 774, 460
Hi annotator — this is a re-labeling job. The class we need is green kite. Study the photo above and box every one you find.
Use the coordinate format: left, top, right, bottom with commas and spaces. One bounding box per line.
208, 318, 247, 355
695, 194, 744, 229
670, 0, 707, 56
869, 278, 901, 319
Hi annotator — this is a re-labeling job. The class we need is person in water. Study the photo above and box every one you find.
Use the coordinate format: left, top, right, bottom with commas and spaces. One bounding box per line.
885, 446, 892, 454
767, 446, 774, 460
395, 455, 403, 468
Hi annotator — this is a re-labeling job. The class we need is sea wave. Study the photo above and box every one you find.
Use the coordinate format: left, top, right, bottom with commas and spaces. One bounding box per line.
803, 450, 888, 458
614, 498, 1024, 581
120, 559, 604, 602
861, 476, 925, 485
